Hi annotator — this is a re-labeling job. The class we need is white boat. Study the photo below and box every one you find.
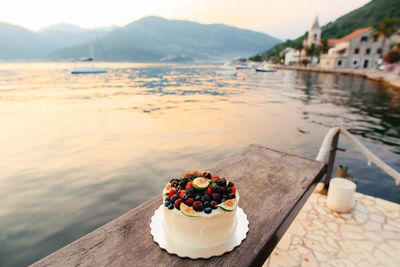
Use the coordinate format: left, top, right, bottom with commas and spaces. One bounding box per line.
216, 70, 237, 76
71, 66, 108, 74
71, 33, 108, 74
222, 62, 236, 70
235, 64, 252, 70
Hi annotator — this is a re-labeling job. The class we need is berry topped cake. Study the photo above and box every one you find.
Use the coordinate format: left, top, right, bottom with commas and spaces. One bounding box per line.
162, 171, 239, 248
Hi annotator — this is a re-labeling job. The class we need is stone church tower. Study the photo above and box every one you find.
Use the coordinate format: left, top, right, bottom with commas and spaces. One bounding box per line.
306, 16, 321, 47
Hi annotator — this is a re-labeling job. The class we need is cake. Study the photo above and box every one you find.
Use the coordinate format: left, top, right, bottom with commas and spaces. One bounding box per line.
161, 171, 239, 248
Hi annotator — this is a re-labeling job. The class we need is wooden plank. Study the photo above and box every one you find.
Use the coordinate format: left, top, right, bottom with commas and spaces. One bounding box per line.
32, 144, 326, 267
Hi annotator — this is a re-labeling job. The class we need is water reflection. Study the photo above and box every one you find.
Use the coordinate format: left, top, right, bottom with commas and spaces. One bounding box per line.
0, 62, 399, 266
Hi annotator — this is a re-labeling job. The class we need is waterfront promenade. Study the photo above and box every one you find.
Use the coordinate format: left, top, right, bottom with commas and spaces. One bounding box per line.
265, 186, 400, 267
273, 65, 400, 90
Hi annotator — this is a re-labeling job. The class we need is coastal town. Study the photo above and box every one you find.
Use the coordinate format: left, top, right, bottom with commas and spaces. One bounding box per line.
253, 16, 400, 89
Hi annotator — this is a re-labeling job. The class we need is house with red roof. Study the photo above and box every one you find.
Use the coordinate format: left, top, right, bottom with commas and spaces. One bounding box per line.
319, 26, 393, 70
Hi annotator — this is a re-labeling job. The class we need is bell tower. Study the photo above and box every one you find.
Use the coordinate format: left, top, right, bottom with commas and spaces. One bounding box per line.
307, 16, 321, 47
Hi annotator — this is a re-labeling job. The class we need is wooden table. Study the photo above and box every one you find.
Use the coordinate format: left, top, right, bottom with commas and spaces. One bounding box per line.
32, 144, 326, 267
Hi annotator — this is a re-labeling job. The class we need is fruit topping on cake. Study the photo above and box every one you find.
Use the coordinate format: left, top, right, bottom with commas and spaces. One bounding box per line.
163, 171, 237, 216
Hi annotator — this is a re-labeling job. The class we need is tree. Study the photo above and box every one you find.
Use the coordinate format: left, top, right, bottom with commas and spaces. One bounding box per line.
372, 18, 398, 57
294, 41, 304, 66
384, 49, 400, 63
320, 39, 330, 54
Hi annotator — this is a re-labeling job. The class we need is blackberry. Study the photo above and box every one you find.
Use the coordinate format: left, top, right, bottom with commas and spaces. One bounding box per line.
222, 194, 228, 200
212, 186, 223, 194
179, 177, 189, 188
227, 188, 233, 194
192, 201, 203, 211
211, 193, 221, 202
201, 195, 210, 202
186, 186, 196, 195
229, 193, 236, 199
202, 172, 212, 179
170, 195, 179, 204
217, 179, 226, 187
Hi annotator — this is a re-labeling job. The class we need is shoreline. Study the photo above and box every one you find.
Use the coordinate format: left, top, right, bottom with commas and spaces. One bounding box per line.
273, 65, 400, 91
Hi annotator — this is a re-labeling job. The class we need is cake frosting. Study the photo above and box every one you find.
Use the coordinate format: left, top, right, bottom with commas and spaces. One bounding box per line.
161, 171, 239, 248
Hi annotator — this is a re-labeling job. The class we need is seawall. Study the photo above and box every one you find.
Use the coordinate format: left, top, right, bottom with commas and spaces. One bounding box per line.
273, 65, 400, 91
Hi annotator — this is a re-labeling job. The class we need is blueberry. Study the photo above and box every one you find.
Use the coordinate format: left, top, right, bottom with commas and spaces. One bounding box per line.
221, 198, 226, 203
213, 179, 218, 183
195, 195, 201, 201
165, 201, 170, 207
227, 188, 233, 194
204, 207, 212, 214
165, 197, 170, 202
203, 201, 210, 207
168, 203, 174, 210
182, 193, 187, 199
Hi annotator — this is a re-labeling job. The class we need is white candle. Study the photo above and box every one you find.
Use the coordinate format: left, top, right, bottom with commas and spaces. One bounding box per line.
327, 178, 356, 213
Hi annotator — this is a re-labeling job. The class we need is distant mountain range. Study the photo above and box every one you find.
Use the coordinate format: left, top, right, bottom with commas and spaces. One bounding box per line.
0, 16, 281, 62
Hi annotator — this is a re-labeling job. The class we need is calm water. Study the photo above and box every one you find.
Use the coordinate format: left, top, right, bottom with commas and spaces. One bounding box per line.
0, 62, 399, 266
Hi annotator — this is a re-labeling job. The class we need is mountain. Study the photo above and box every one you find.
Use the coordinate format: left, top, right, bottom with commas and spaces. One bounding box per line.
0, 22, 48, 59
49, 16, 281, 62
38, 23, 116, 54
252, 0, 400, 60
0, 17, 280, 62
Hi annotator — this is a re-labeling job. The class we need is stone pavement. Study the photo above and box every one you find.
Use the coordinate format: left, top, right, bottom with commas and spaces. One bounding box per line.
264, 189, 400, 267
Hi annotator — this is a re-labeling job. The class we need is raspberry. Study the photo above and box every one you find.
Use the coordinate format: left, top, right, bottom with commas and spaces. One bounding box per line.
186, 198, 195, 206
186, 181, 193, 189
207, 187, 212, 196
179, 190, 186, 198
231, 187, 236, 194
168, 188, 176, 199
210, 201, 217, 209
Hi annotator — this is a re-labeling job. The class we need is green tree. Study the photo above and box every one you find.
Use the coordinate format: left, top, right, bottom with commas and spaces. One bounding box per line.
295, 41, 304, 65
372, 18, 399, 56
320, 39, 330, 54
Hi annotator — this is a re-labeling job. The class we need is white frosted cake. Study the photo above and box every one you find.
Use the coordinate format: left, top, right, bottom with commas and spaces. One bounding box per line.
162, 171, 239, 248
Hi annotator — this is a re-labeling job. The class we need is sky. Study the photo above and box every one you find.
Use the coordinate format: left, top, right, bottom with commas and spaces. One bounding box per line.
1, 0, 370, 40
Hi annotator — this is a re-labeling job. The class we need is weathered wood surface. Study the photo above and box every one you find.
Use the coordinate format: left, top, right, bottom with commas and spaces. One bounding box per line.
32, 144, 326, 267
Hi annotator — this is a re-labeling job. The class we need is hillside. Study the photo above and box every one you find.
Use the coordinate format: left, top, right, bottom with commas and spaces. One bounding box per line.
49, 16, 281, 62
253, 0, 400, 61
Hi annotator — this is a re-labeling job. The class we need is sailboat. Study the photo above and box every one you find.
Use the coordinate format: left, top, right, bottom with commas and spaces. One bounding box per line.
71, 33, 108, 74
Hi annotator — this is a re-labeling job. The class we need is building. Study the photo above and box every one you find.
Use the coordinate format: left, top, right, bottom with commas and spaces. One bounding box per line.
304, 17, 321, 48
284, 48, 300, 65
319, 27, 394, 70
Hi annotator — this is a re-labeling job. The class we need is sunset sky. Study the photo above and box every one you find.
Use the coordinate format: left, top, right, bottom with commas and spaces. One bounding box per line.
1, 0, 370, 39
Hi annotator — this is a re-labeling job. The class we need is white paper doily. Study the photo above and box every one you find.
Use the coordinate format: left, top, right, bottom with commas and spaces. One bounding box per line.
150, 204, 249, 259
